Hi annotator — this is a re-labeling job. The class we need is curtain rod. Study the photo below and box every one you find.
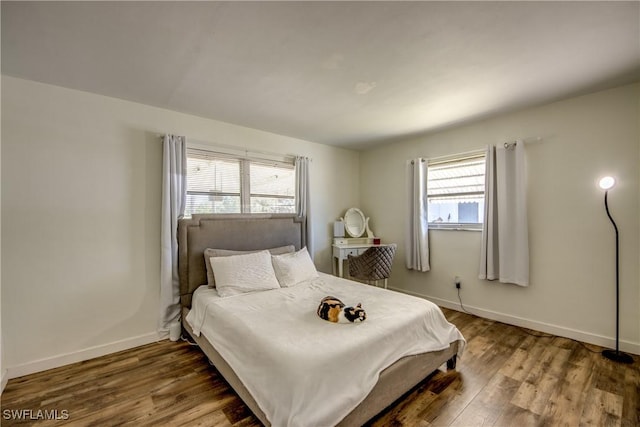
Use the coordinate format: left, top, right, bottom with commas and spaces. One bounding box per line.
503, 136, 542, 149
189, 139, 299, 162
419, 136, 543, 165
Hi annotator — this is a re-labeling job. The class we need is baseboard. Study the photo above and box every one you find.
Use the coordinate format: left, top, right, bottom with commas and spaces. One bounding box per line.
1, 369, 8, 394
6, 332, 164, 380
390, 287, 640, 356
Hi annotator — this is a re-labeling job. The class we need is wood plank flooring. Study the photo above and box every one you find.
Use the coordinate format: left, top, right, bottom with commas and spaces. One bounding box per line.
2, 308, 638, 426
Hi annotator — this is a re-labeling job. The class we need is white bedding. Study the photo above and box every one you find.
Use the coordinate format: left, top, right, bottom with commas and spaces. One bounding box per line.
186, 272, 465, 427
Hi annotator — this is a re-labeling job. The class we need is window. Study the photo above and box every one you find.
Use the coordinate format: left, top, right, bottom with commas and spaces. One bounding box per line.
249, 162, 296, 213
427, 152, 486, 229
185, 148, 295, 216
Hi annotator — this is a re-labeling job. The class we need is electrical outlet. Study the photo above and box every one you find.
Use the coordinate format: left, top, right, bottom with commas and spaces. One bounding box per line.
454, 276, 461, 289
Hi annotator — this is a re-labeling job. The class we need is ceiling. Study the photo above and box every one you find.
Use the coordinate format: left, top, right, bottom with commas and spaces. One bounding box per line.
2, 1, 639, 150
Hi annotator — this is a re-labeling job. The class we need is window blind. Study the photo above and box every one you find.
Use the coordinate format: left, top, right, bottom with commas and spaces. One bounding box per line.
185, 150, 242, 215
427, 156, 485, 204
184, 148, 295, 216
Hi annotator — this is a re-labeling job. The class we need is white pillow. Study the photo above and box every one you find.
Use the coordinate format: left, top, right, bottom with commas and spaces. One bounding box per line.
204, 245, 295, 288
210, 250, 280, 298
271, 247, 319, 287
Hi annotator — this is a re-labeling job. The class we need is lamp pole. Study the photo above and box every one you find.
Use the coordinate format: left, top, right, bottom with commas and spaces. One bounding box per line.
599, 179, 633, 364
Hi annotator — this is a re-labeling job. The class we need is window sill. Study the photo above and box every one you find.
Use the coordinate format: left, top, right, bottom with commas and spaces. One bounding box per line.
428, 224, 482, 232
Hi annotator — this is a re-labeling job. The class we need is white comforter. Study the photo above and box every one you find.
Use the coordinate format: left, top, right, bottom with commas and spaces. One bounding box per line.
186, 272, 465, 427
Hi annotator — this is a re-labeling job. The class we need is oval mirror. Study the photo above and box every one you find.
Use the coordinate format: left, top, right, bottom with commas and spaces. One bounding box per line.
343, 208, 366, 238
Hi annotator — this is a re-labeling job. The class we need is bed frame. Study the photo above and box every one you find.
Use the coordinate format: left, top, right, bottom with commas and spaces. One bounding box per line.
178, 213, 458, 426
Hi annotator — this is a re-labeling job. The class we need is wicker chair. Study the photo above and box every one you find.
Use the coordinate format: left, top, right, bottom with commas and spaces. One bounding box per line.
347, 244, 397, 288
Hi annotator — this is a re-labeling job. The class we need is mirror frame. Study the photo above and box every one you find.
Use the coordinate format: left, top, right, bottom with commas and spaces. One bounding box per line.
343, 208, 366, 238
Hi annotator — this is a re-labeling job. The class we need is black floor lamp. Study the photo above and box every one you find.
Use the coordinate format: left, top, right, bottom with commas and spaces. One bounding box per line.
598, 176, 633, 364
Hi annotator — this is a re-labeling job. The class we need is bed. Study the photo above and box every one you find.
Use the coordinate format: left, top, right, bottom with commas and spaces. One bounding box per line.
179, 214, 464, 427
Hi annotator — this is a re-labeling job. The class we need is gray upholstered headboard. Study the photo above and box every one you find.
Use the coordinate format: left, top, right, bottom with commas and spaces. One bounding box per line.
178, 214, 306, 308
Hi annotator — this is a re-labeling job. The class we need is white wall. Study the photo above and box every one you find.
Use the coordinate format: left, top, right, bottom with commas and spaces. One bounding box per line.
360, 83, 640, 353
1, 76, 360, 378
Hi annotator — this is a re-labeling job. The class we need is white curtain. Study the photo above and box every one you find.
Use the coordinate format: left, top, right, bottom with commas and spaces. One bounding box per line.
406, 158, 430, 271
160, 134, 187, 332
479, 141, 529, 286
295, 156, 313, 258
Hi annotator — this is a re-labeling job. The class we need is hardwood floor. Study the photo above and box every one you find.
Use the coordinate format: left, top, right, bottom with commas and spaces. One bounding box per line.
2, 308, 638, 426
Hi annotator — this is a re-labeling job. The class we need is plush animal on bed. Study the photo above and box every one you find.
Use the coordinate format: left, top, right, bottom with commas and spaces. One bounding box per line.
317, 296, 366, 323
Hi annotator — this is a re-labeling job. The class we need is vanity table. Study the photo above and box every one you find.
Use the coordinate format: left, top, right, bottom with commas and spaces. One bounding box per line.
331, 208, 395, 278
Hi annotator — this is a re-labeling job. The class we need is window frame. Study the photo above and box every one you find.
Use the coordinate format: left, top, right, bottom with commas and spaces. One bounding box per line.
185, 145, 296, 217
427, 150, 486, 231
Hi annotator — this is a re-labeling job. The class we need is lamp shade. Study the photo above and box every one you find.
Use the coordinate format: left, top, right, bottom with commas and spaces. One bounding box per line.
599, 176, 616, 190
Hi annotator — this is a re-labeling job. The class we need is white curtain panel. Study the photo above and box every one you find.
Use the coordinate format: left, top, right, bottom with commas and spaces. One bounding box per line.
406, 158, 430, 272
479, 145, 498, 280
295, 156, 313, 258
479, 142, 529, 286
160, 134, 187, 332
